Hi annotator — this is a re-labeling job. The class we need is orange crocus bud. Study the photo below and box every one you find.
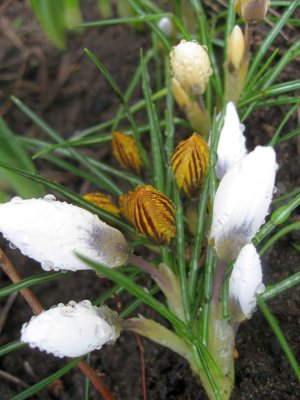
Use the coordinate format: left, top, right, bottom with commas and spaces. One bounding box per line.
234, 0, 270, 22
171, 133, 209, 198
119, 185, 176, 245
83, 192, 120, 217
112, 131, 143, 175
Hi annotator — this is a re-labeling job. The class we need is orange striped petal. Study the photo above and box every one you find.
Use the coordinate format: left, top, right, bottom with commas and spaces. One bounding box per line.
119, 185, 176, 245
171, 133, 209, 198
112, 131, 143, 175
83, 192, 120, 217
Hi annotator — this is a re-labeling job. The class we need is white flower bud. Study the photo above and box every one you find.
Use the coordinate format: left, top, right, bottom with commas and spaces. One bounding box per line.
216, 102, 247, 180
227, 26, 245, 71
21, 300, 121, 357
170, 40, 212, 97
210, 146, 277, 261
0, 196, 128, 271
229, 244, 265, 320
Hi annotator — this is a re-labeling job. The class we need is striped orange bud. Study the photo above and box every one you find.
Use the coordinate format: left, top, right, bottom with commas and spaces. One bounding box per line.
83, 192, 120, 217
112, 131, 143, 175
171, 133, 209, 198
119, 185, 176, 245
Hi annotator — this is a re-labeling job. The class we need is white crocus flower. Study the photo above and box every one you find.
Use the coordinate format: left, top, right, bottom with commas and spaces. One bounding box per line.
210, 146, 277, 262
0, 196, 128, 271
216, 102, 247, 180
170, 40, 212, 97
229, 244, 265, 321
21, 300, 121, 357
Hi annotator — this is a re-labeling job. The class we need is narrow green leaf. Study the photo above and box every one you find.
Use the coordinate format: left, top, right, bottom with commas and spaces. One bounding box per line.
259, 221, 300, 255
10, 96, 122, 195
0, 341, 24, 357
76, 254, 186, 331
246, 0, 298, 85
258, 298, 300, 382
29, 0, 66, 49
0, 162, 134, 233
174, 188, 190, 322
0, 272, 66, 298
269, 102, 299, 146
73, 13, 172, 29
84, 48, 150, 170
12, 358, 81, 400
0, 118, 44, 198
140, 50, 164, 190
260, 271, 300, 302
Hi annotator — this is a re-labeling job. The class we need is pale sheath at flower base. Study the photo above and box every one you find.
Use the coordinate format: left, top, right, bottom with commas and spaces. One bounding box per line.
21, 300, 121, 357
216, 102, 247, 180
229, 244, 265, 321
0, 196, 128, 271
210, 146, 277, 262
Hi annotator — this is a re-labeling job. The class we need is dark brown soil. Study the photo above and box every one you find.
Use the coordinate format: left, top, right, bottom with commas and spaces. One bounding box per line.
0, 1, 299, 399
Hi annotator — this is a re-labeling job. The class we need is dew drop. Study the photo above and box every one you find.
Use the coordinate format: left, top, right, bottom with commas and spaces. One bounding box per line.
41, 261, 54, 271
43, 194, 56, 201
10, 196, 22, 204
256, 283, 265, 295
9, 242, 17, 250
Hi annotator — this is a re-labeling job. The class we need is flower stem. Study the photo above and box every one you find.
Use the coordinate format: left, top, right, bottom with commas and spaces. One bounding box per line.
211, 260, 227, 317
127, 253, 172, 293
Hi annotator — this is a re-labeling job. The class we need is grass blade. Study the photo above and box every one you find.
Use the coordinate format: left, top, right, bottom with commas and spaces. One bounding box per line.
258, 298, 300, 382
84, 48, 150, 170
0, 161, 134, 233
140, 50, 164, 190
0, 272, 66, 298
246, 0, 298, 85
77, 254, 186, 331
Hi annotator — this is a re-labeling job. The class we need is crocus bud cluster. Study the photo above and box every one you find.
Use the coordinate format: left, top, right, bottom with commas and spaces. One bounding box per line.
21, 300, 121, 357
0, 196, 129, 271
120, 185, 176, 245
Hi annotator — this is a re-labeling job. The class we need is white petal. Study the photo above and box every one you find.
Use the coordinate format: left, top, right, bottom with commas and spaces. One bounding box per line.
210, 146, 277, 261
229, 244, 265, 320
216, 102, 247, 180
21, 300, 120, 358
0, 196, 128, 271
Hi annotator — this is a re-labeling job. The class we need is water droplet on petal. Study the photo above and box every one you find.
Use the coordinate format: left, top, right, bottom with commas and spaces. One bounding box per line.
256, 283, 265, 294
10, 196, 22, 204
9, 242, 17, 249
43, 194, 56, 201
